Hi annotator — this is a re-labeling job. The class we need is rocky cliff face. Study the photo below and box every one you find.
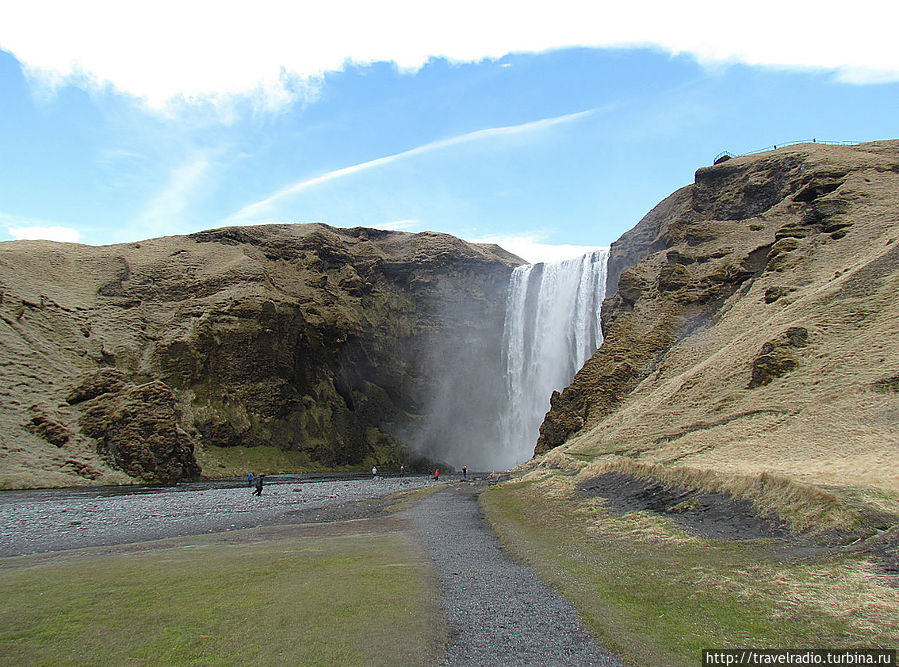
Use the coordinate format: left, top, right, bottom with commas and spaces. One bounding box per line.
536, 141, 899, 494
0, 224, 519, 487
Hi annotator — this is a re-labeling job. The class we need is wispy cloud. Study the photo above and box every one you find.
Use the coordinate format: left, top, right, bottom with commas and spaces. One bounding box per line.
128, 154, 211, 239
223, 109, 595, 225
373, 219, 421, 232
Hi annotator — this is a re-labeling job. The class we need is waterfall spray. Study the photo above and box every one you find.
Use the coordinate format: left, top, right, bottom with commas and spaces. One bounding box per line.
497, 249, 610, 468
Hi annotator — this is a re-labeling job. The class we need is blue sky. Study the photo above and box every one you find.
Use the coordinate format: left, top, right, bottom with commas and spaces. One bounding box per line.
1, 2, 898, 262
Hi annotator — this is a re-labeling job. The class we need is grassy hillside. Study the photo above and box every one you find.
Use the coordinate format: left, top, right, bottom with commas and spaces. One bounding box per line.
532, 141, 899, 524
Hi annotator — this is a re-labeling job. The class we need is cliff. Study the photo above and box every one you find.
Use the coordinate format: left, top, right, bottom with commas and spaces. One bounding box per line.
0, 224, 520, 488
535, 140, 899, 497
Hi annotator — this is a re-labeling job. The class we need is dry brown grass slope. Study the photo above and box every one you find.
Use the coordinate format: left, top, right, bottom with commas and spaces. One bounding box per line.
529, 140, 899, 530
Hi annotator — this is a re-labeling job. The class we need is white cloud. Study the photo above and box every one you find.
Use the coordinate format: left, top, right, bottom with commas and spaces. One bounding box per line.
223, 109, 594, 225
1, 1, 896, 112
472, 234, 606, 264
8, 225, 81, 243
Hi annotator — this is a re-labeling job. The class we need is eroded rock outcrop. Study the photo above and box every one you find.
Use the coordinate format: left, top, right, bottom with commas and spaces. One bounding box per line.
747, 327, 808, 389
0, 224, 520, 487
70, 371, 200, 484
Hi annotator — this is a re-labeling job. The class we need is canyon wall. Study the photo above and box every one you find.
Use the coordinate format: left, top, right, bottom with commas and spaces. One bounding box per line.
0, 224, 520, 487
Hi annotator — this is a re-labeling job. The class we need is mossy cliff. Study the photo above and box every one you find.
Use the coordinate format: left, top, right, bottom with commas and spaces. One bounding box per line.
0, 224, 520, 487
534, 140, 899, 498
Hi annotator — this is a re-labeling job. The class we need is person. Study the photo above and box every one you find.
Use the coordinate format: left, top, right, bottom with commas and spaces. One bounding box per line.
252, 474, 264, 496
400, 464, 405, 477
372, 466, 377, 478
434, 468, 439, 481
462, 466, 467, 480
247, 472, 254, 487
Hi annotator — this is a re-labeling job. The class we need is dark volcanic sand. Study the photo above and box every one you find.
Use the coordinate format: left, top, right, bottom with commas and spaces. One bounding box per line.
577, 471, 793, 540
576, 471, 899, 584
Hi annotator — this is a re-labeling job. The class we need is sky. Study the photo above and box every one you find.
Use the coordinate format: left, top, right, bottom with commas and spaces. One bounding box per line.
1, 2, 898, 263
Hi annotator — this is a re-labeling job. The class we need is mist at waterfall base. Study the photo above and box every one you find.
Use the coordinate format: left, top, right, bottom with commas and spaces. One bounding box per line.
408, 250, 610, 472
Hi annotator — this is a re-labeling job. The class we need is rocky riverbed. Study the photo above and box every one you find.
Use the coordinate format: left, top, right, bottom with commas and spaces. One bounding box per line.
1, 475, 439, 557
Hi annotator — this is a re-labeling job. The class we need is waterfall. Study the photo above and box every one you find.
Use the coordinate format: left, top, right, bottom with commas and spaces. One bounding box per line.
497, 249, 610, 468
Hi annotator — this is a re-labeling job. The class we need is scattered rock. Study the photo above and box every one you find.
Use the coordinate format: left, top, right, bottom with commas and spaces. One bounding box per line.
764, 286, 790, 303
24, 405, 70, 447
748, 327, 809, 388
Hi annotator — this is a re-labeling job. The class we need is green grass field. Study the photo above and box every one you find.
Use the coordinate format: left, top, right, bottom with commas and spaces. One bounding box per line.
481, 478, 899, 667
0, 527, 445, 666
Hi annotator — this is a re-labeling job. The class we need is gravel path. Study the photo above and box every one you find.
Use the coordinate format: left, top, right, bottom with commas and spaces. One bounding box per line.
408, 484, 621, 667
1, 476, 435, 557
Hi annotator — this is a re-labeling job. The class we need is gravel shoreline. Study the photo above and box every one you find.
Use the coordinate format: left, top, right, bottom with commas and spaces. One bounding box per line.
408, 484, 621, 667
1, 475, 437, 557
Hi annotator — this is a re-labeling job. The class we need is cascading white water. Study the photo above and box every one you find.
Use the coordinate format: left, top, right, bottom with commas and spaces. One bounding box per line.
497, 249, 610, 468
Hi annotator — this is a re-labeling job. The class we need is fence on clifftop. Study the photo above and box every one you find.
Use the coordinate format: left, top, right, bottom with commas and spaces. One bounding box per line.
714, 139, 863, 165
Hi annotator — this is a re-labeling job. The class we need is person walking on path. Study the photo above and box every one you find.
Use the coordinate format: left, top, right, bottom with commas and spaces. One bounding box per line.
462, 466, 467, 480
400, 464, 405, 477
434, 469, 439, 481
247, 472, 254, 487
252, 474, 264, 496
372, 466, 378, 479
